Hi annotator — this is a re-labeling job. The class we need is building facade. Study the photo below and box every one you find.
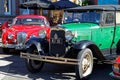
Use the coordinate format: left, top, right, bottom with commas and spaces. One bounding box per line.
97, 0, 120, 5
89, 0, 120, 5
0, 0, 120, 24
0, 0, 81, 23
0, 0, 31, 23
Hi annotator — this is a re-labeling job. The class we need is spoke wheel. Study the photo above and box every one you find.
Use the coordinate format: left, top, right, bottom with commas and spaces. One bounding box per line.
76, 48, 93, 80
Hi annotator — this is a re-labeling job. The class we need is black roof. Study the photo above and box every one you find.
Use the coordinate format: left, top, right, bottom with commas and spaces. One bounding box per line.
65, 5, 120, 11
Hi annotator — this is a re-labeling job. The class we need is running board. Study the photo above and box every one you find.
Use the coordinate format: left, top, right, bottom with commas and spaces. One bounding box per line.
105, 54, 119, 60
21, 52, 78, 65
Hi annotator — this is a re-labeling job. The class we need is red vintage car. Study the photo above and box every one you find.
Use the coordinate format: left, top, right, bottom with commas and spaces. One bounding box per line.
1, 14, 50, 53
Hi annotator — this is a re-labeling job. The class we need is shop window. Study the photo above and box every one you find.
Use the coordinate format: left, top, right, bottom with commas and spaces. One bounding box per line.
4, 0, 11, 15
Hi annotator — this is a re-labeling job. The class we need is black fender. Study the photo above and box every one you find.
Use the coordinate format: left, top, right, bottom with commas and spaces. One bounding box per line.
73, 40, 106, 60
26, 37, 45, 53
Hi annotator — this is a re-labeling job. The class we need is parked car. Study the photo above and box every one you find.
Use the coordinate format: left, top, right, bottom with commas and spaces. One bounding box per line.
110, 56, 120, 79
1, 14, 50, 53
21, 5, 120, 79
0, 22, 3, 36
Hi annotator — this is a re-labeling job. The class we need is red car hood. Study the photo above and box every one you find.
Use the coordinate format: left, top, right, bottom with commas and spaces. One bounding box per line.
2, 25, 50, 44
7, 25, 49, 37
3, 24, 50, 39
9, 25, 44, 33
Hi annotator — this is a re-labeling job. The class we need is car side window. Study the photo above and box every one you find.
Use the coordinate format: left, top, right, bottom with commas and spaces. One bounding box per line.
116, 11, 120, 24
104, 12, 114, 25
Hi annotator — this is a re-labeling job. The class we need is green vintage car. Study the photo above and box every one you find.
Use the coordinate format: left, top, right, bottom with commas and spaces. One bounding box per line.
21, 5, 120, 79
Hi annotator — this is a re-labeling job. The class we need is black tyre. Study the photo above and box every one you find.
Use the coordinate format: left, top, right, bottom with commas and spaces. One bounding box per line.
2, 48, 10, 54
76, 48, 93, 80
26, 46, 44, 73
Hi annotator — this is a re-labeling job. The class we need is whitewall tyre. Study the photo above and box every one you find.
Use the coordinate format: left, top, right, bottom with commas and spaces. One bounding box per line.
76, 48, 93, 80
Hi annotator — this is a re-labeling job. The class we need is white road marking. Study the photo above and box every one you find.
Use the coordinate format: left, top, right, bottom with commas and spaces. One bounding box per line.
0, 60, 12, 80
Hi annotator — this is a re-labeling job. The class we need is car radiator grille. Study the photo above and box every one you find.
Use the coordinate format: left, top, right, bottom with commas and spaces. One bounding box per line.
50, 28, 66, 57
17, 32, 27, 44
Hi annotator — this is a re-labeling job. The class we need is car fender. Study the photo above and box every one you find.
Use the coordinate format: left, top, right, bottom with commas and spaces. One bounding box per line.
26, 37, 43, 52
73, 40, 106, 60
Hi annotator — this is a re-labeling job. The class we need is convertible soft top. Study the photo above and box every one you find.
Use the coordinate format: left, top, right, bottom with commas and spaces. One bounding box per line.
65, 5, 120, 11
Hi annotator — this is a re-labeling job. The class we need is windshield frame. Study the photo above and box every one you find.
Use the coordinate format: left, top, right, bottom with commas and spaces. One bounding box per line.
12, 18, 46, 26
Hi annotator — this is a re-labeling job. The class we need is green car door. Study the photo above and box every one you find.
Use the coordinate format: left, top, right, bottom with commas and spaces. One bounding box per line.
92, 12, 115, 50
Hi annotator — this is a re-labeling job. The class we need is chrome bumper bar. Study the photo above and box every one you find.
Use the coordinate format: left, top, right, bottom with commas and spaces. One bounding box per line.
21, 52, 78, 65
0, 43, 26, 50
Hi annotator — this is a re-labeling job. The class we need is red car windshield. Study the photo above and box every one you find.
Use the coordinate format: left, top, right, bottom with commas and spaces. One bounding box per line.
13, 18, 45, 26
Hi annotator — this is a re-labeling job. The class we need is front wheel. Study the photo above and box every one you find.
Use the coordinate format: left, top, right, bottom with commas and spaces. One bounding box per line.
25, 46, 44, 73
76, 48, 93, 80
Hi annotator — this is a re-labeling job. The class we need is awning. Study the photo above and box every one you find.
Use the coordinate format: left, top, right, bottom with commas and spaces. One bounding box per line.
19, 0, 53, 9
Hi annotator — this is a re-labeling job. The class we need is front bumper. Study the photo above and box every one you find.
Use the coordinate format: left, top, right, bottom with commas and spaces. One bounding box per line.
21, 52, 78, 65
0, 43, 27, 50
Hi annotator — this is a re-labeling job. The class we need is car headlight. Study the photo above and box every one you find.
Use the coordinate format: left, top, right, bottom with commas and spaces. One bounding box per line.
65, 31, 73, 41
39, 30, 46, 39
8, 33, 14, 39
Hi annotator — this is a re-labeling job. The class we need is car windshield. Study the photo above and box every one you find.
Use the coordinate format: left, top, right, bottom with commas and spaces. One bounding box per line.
13, 18, 45, 26
63, 11, 101, 24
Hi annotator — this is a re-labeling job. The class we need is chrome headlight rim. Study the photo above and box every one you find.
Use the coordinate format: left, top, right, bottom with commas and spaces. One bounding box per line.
65, 31, 74, 41
38, 30, 46, 39
8, 33, 14, 39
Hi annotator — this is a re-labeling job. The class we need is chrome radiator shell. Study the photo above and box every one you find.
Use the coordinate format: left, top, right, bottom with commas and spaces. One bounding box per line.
17, 32, 27, 45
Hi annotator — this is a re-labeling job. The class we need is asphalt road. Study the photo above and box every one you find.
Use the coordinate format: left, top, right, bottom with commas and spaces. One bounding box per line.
0, 50, 118, 80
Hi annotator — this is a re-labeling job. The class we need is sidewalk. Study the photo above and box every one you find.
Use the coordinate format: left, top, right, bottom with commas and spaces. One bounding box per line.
0, 55, 12, 80
0, 54, 30, 80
